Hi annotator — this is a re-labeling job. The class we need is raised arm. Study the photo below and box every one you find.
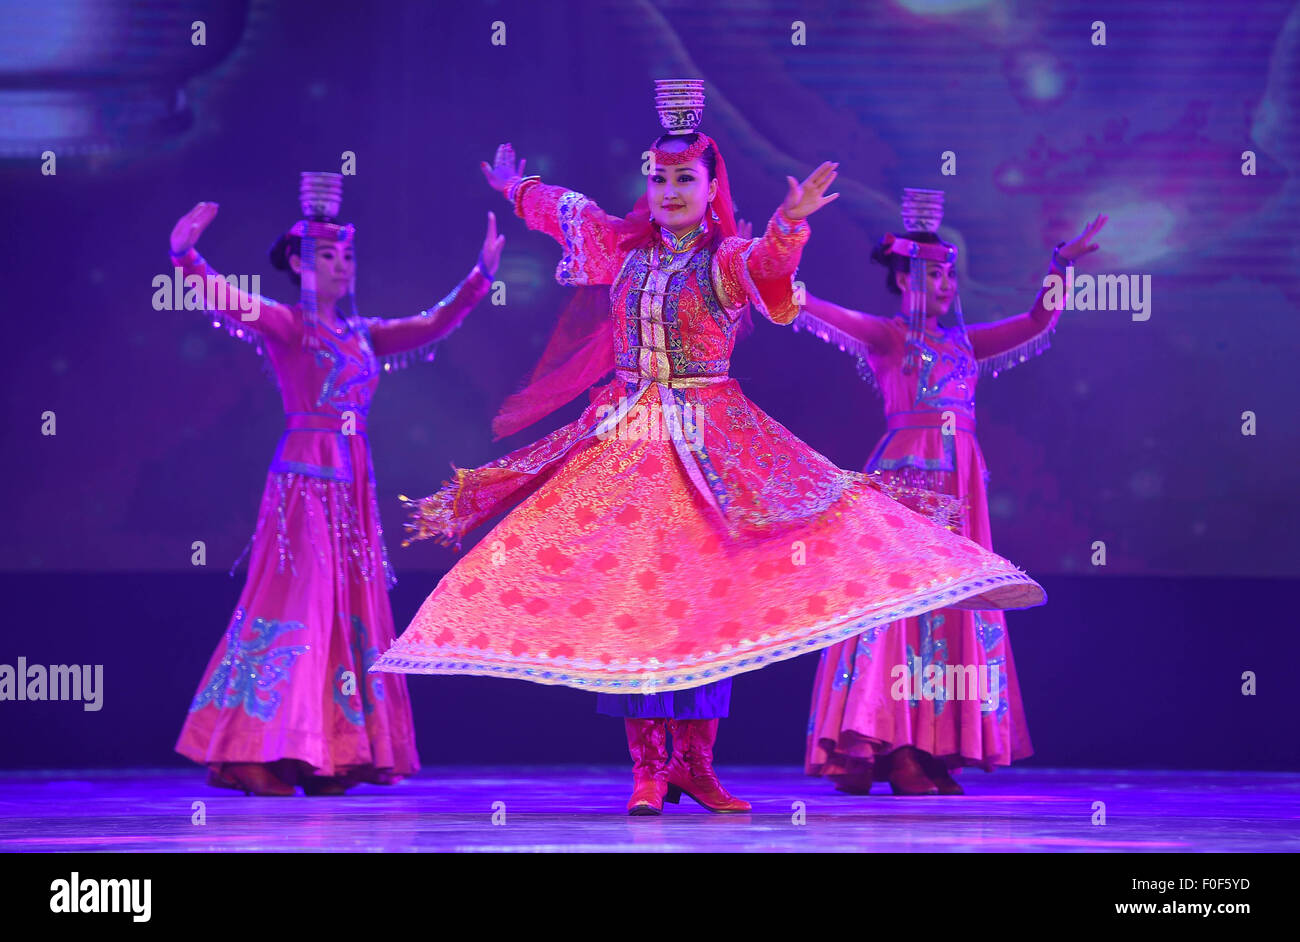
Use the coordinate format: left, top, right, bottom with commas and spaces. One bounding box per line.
481, 143, 623, 286
714, 209, 806, 324
361, 212, 502, 371
714, 160, 841, 325
798, 293, 901, 354
968, 213, 1107, 373
166, 202, 297, 347
966, 286, 1060, 362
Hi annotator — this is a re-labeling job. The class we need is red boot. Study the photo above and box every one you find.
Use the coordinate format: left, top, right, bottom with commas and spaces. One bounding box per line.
665, 719, 751, 813
624, 718, 670, 815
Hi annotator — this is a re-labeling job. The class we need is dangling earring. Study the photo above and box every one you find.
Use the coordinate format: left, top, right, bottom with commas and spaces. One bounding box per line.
710, 201, 719, 222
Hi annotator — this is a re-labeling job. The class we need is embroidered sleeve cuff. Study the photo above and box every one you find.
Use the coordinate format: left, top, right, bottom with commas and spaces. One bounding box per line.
774, 206, 808, 235
511, 176, 543, 218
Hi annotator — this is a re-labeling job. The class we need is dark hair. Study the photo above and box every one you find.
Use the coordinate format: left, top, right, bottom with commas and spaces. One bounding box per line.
870, 231, 952, 295
269, 233, 302, 287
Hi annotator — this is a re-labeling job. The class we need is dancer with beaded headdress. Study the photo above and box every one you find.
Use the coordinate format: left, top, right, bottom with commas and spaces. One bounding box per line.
170, 173, 502, 795
796, 189, 1105, 794
373, 83, 1046, 815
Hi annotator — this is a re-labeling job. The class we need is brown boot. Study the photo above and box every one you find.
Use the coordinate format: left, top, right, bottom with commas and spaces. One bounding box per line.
217, 762, 295, 796
301, 776, 351, 796
664, 719, 751, 813
624, 718, 670, 815
828, 768, 875, 795
919, 753, 965, 795
885, 747, 939, 796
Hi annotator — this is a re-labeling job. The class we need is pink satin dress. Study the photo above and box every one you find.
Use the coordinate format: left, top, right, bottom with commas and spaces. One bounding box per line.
171, 245, 489, 782
372, 186, 1045, 695
806, 315, 1035, 775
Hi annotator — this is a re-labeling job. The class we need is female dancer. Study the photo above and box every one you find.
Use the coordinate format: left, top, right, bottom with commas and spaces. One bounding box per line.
171, 173, 502, 795
372, 83, 1045, 815
798, 189, 1105, 794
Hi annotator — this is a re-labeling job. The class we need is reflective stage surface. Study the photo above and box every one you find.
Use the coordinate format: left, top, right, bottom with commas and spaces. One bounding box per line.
1, 767, 1295, 853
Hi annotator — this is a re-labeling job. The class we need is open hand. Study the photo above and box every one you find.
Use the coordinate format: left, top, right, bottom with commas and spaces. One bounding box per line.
1059, 213, 1108, 263
781, 161, 840, 220
170, 201, 218, 255
480, 211, 505, 276
480, 143, 526, 194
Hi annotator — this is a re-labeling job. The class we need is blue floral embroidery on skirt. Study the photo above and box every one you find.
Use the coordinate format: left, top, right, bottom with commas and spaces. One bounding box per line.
831, 622, 892, 691
972, 613, 1009, 719
974, 612, 1005, 654
908, 611, 950, 715
985, 654, 1009, 720
333, 614, 384, 725
190, 608, 310, 720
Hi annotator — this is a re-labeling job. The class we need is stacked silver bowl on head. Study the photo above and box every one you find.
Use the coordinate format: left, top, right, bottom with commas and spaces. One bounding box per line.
299, 172, 344, 221
655, 79, 706, 134
901, 187, 945, 232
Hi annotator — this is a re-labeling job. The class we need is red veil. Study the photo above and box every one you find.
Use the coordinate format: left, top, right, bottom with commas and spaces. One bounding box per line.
491, 133, 744, 440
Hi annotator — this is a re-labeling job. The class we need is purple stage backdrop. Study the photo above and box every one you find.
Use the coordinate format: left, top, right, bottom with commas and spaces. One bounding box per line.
1, 0, 1297, 769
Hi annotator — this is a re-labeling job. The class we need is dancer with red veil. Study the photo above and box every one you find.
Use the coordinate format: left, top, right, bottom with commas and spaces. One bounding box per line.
373, 83, 1046, 815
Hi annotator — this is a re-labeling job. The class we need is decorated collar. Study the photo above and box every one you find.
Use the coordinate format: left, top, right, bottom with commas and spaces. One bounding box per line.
658, 218, 708, 253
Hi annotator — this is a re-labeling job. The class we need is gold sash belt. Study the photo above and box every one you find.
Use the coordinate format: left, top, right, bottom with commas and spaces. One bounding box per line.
615, 368, 730, 389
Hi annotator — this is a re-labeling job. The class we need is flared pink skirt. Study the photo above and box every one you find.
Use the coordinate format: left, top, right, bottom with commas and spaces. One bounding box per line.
176, 468, 420, 780
374, 390, 1045, 694
806, 428, 1033, 772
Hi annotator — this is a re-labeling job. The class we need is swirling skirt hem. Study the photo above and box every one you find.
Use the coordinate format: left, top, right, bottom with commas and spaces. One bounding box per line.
370, 570, 1044, 693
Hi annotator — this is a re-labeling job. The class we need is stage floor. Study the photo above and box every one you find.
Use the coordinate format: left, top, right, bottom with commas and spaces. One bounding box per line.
1, 766, 1295, 853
